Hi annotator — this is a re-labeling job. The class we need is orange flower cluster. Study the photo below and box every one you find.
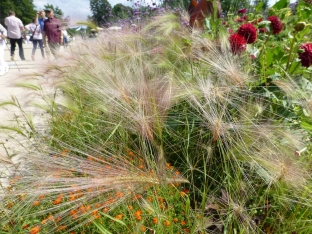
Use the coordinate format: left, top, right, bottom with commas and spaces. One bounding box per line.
115, 214, 123, 220
29, 225, 40, 234
134, 210, 143, 221
153, 217, 158, 224
163, 220, 171, 226
115, 191, 124, 198
92, 210, 100, 219
68, 190, 84, 201
32, 200, 40, 207
53, 193, 64, 205
57, 225, 67, 231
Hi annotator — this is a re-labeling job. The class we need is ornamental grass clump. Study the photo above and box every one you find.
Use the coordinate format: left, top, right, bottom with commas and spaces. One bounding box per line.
1, 9, 312, 233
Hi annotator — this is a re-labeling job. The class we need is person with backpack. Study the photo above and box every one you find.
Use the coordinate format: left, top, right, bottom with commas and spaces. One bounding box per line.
25, 16, 45, 60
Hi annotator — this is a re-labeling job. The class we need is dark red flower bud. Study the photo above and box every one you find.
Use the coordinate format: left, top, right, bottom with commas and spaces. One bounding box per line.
237, 8, 247, 14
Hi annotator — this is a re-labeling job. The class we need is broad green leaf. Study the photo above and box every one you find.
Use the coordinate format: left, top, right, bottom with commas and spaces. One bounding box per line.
255, 1, 264, 13
93, 221, 113, 234
100, 212, 127, 226
272, 0, 290, 10
300, 121, 312, 131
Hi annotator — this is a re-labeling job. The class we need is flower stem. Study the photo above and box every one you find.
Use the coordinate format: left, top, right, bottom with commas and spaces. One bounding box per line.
258, 33, 271, 59
286, 31, 298, 72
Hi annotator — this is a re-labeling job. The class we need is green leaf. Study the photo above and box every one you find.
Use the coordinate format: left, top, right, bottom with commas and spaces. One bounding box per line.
272, 0, 290, 10
255, 1, 264, 13
300, 121, 312, 131
100, 212, 127, 226
93, 220, 113, 234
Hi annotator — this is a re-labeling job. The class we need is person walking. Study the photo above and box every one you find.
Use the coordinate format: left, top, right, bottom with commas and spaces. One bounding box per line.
4, 11, 26, 61
0, 24, 9, 75
25, 17, 45, 60
43, 8, 63, 59
62, 28, 68, 48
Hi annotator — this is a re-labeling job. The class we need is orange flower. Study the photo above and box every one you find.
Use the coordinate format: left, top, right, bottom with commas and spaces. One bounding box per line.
183, 228, 190, 233
138, 164, 144, 169
38, 194, 45, 200
173, 217, 178, 223
30, 226, 40, 234
132, 194, 142, 200
79, 205, 90, 213
153, 217, 158, 224
183, 188, 190, 194
163, 220, 171, 226
92, 210, 100, 219
134, 210, 142, 221
128, 205, 133, 210
134, 210, 142, 216
57, 225, 67, 231
179, 191, 186, 197
166, 163, 173, 170
53, 197, 63, 205
116, 191, 124, 198
180, 220, 186, 226
61, 149, 69, 156
128, 151, 135, 157
141, 226, 147, 232
147, 197, 153, 202
55, 217, 61, 222
115, 214, 123, 220
22, 224, 29, 229
102, 207, 110, 212
32, 200, 40, 206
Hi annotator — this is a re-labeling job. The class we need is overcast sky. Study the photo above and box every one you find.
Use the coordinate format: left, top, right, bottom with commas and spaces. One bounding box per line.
33, 0, 132, 22
32, 0, 297, 23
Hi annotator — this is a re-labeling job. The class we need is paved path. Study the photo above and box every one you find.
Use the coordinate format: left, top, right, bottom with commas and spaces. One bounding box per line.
0, 43, 62, 192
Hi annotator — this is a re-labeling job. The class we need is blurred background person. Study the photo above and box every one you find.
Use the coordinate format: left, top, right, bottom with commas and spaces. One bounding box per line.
4, 10, 25, 61
25, 17, 45, 60
43, 8, 63, 59
0, 23, 9, 75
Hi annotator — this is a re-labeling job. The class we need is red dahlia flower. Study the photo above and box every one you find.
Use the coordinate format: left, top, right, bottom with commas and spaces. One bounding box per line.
229, 33, 247, 54
238, 8, 247, 14
268, 16, 283, 34
237, 23, 257, 44
298, 43, 312, 68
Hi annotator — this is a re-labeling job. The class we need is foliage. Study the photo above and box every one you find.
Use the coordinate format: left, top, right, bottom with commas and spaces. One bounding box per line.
90, 0, 112, 25
0, 0, 36, 26
43, 4, 64, 18
112, 4, 133, 20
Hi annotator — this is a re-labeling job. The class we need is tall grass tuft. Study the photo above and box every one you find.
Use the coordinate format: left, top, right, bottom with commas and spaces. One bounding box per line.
1, 11, 312, 233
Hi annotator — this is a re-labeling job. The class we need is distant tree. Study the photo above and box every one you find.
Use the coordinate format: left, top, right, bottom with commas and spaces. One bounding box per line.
90, 0, 112, 25
0, 0, 36, 25
162, 0, 189, 11
43, 4, 71, 27
112, 3, 133, 19
220, 0, 250, 14
43, 4, 64, 18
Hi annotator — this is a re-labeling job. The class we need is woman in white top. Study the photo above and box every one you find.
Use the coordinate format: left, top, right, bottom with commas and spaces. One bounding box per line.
0, 24, 9, 75
25, 17, 45, 60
